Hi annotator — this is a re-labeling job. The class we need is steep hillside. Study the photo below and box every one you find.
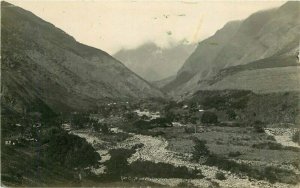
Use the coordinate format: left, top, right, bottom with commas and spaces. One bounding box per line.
189, 90, 300, 124
164, 1, 300, 97
152, 75, 176, 89
202, 54, 300, 93
114, 42, 196, 81
174, 45, 300, 98
1, 2, 165, 114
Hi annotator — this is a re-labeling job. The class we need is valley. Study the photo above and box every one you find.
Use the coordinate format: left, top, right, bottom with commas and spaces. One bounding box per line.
1, 1, 300, 187
3, 94, 300, 187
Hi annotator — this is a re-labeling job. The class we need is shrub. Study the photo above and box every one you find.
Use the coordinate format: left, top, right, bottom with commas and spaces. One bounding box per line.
292, 131, 300, 145
252, 142, 283, 150
141, 131, 165, 137
230, 97, 249, 109
192, 138, 210, 161
177, 181, 197, 188
149, 117, 172, 127
228, 151, 242, 157
101, 123, 110, 134
215, 171, 226, 180
133, 118, 172, 131
201, 112, 218, 124
253, 121, 265, 133
40, 126, 61, 144
91, 121, 110, 134
124, 112, 138, 121
184, 127, 195, 134
133, 120, 151, 129
226, 109, 237, 120
252, 142, 300, 152
101, 132, 132, 143
129, 160, 202, 179
165, 111, 176, 122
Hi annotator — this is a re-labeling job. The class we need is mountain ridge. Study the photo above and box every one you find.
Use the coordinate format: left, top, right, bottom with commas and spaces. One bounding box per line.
1, 1, 165, 114
163, 1, 300, 97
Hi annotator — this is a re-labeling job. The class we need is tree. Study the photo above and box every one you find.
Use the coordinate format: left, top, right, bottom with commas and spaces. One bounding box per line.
165, 111, 175, 122
101, 123, 110, 134
70, 113, 89, 129
226, 109, 237, 120
215, 171, 226, 180
192, 138, 210, 162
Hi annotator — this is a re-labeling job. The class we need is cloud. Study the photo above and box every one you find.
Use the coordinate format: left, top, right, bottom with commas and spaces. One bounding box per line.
8, 0, 285, 54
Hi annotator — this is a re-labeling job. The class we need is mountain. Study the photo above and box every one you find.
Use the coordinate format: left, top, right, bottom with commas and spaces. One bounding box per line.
1, 2, 165, 114
163, 1, 300, 98
114, 42, 196, 81
151, 75, 176, 88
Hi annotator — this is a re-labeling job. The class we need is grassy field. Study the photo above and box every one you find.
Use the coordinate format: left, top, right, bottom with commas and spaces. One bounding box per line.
164, 125, 300, 163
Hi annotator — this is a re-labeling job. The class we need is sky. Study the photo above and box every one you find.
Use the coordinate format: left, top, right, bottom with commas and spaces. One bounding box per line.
7, 0, 285, 55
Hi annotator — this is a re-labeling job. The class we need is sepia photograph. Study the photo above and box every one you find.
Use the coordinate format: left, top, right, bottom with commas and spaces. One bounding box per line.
1, 0, 300, 187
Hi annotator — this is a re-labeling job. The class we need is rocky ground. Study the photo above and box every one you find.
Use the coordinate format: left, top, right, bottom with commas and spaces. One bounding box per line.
71, 126, 300, 187
265, 128, 300, 148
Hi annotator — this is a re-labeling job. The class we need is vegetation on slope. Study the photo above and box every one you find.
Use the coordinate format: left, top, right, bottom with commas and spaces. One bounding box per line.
1, 114, 100, 186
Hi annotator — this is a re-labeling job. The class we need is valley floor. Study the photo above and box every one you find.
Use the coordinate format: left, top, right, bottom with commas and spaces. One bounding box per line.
71, 124, 300, 188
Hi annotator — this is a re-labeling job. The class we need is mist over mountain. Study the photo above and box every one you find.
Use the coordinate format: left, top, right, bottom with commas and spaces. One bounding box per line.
1, 1, 164, 114
164, 1, 300, 98
114, 42, 196, 81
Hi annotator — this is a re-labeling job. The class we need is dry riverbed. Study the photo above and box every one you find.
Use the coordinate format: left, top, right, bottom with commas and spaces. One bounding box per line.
71, 126, 300, 187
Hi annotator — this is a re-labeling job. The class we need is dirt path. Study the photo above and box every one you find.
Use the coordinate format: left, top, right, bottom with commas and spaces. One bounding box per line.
265, 128, 300, 148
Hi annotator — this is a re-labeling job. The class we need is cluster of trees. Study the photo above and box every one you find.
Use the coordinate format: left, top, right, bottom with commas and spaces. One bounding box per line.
69, 113, 111, 134
2, 113, 102, 186
132, 117, 173, 130
70, 113, 90, 129
163, 100, 220, 126
104, 145, 202, 180
45, 131, 101, 168
92, 121, 110, 134
105, 148, 135, 179
201, 112, 218, 124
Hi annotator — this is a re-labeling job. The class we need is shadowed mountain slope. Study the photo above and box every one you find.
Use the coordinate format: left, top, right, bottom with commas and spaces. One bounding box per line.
1, 1, 165, 114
